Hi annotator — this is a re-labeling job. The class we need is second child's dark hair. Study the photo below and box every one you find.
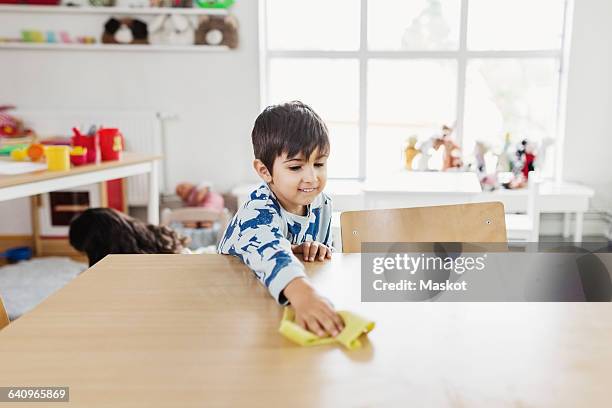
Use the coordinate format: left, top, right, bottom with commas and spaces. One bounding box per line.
69, 208, 188, 266
252, 101, 330, 174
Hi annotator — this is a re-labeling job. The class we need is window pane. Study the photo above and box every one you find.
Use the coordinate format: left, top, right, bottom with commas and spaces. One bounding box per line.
266, 0, 360, 51
268, 58, 359, 178
368, 0, 460, 50
326, 124, 360, 178
463, 59, 560, 174
468, 0, 565, 50
367, 60, 457, 177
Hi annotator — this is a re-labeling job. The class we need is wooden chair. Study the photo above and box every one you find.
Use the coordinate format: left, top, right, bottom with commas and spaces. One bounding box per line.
161, 207, 231, 243
0, 294, 10, 330
340, 202, 507, 253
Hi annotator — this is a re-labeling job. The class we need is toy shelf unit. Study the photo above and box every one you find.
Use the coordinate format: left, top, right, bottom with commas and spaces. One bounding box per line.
0, 3, 238, 51
0, 42, 229, 51
0, 5, 228, 16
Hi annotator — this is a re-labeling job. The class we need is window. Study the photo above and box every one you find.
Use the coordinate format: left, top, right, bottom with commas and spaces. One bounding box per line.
261, 0, 570, 179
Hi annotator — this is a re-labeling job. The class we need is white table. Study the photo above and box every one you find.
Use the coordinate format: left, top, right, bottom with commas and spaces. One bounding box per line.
474, 181, 594, 242
362, 171, 482, 209
0, 153, 161, 224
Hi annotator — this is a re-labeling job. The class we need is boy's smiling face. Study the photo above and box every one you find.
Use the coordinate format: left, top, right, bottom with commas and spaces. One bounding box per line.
254, 148, 328, 216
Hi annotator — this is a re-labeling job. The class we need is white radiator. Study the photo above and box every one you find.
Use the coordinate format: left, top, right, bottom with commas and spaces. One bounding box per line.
13, 109, 163, 206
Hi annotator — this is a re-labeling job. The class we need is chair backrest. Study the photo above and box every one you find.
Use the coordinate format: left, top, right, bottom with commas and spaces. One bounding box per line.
161, 207, 231, 243
340, 202, 507, 253
0, 295, 9, 330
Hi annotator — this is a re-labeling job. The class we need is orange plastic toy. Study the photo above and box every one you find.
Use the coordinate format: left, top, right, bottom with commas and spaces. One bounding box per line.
27, 143, 45, 162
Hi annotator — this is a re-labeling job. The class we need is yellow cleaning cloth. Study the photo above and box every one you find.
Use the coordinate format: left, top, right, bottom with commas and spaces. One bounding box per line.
278, 307, 375, 350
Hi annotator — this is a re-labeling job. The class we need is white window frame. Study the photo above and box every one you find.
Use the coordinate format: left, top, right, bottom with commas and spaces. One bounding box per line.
259, 0, 573, 182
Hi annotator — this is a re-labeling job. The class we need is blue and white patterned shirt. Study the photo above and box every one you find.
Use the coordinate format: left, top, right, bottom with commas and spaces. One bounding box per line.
218, 183, 333, 304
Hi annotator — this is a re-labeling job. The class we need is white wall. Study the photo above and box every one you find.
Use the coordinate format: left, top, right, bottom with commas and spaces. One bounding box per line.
563, 0, 612, 213
1, 1, 611, 236
0, 1, 260, 234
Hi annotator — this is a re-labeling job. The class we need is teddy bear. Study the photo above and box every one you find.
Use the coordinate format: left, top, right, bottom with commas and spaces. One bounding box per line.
102, 17, 149, 44
195, 15, 238, 48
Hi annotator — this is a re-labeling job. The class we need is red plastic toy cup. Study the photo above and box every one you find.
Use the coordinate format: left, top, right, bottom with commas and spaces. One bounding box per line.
70, 146, 88, 166
71, 133, 98, 163
98, 128, 124, 162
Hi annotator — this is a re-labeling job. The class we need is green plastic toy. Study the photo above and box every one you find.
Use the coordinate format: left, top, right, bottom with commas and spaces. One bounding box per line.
195, 0, 234, 8
0, 144, 28, 156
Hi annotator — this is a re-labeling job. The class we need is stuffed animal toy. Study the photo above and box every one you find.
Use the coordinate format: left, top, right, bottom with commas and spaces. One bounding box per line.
473, 141, 499, 191
102, 18, 148, 44
474, 141, 488, 175
496, 132, 513, 173
521, 141, 536, 180
416, 137, 435, 171
513, 139, 537, 180
403, 135, 419, 170
149, 14, 195, 45
0, 106, 31, 138
432, 125, 462, 171
176, 182, 225, 212
195, 15, 238, 48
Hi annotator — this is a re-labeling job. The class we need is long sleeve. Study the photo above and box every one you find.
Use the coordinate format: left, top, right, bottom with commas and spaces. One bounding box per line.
218, 203, 306, 305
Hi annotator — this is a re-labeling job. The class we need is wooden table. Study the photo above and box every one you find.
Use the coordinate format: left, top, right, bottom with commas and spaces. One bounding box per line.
0, 153, 161, 224
0, 254, 609, 407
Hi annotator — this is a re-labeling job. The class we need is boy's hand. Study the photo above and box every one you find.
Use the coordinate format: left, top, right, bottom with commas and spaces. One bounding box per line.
283, 278, 344, 337
291, 241, 332, 262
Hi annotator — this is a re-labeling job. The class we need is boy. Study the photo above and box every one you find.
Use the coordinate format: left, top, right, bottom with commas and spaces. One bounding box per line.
218, 101, 344, 337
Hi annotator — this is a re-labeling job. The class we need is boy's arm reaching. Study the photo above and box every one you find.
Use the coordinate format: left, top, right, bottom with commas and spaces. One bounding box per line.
218, 206, 344, 336
218, 210, 305, 304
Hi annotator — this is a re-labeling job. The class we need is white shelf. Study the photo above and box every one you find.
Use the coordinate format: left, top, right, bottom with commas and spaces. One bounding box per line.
0, 42, 230, 52
0, 4, 228, 16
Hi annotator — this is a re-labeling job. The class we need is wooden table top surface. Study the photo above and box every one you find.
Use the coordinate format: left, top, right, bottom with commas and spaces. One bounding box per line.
0, 254, 610, 407
0, 153, 161, 189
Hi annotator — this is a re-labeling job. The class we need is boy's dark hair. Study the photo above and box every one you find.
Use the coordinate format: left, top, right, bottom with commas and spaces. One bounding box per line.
252, 101, 330, 174
69, 208, 188, 266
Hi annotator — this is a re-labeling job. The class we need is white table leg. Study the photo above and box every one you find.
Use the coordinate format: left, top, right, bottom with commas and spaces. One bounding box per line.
574, 212, 583, 243
563, 213, 571, 238
147, 161, 159, 225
